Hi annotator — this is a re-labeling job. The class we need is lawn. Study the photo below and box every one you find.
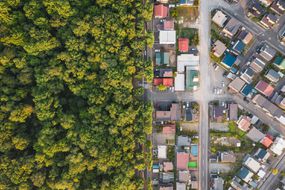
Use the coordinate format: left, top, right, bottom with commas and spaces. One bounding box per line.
170, 6, 199, 23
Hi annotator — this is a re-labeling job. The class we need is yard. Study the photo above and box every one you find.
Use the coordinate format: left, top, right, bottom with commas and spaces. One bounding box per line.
170, 6, 199, 23
177, 28, 199, 46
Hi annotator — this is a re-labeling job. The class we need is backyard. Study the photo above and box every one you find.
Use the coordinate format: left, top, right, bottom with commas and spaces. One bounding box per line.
177, 28, 199, 46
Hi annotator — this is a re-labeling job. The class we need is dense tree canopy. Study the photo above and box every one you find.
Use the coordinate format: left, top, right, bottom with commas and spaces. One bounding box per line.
0, 0, 153, 189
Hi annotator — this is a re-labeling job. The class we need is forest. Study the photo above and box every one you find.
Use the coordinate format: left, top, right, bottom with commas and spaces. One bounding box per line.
0, 0, 153, 189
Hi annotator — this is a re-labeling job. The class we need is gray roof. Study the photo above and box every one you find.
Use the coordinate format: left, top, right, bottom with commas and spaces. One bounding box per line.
229, 77, 246, 92
246, 127, 266, 142
252, 94, 283, 118
229, 104, 238, 120
177, 136, 191, 147
259, 44, 277, 62
223, 18, 241, 37
265, 69, 280, 83
250, 57, 266, 73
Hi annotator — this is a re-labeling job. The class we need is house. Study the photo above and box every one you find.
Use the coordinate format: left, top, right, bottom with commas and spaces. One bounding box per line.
231, 40, 245, 55
157, 0, 169, 3
162, 124, 176, 135
175, 73, 185, 91
220, 151, 236, 163
246, 127, 266, 142
228, 77, 246, 93
156, 103, 181, 121
229, 103, 238, 121
261, 135, 273, 148
153, 78, 174, 87
221, 52, 237, 68
265, 69, 280, 83
159, 31, 176, 44
241, 84, 254, 97
244, 156, 261, 173
237, 167, 254, 183
163, 20, 175, 30
273, 56, 285, 70
260, 14, 279, 28
177, 136, 191, 147
222, 18, 241, 38
212, 10, 228, 27
270, 0, 285, 15
160, 186, 173, 190
158, 145, 167, 159
178, 38, 189, 53
259, 44, 277, 62
237, 29, 254, 45
177, 152, 189, 170
154, 68, 173, 78
154, 4, 168, 18
160, 172, 174, 183
177, 54, 199, 73
237, 115, 251, 132
258, 0, 274, 7
241, 67, 255, 84
178, 170, 190, 182
212, 177, 224, 190
255, 80, 274, 97
254, 148, 270, 163
212, 40, 227, 58
252, 94, 284, 119
178, 0, 195, 6
156, 52, 170, 65
213, 106, 226, 122
163, 162, 174, 172
249, 57, 266, 73
248, 2, 266, 17
190, 181, 198, 189
270, 137, 285, 155
176, 182, 186, 190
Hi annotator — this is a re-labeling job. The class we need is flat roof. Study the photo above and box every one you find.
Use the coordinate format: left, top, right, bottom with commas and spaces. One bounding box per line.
159, 31, 176, 44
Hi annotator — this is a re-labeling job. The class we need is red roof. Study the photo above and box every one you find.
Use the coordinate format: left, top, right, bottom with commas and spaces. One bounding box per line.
177, 152, 189, 170
163, 20, 174, 30
255, 80, 274, 97
163, 78, 174, 87
162, 124, 176, 134
154, 4, 168, 18
261, 136, 273, 148
153, 78, 163, 86
178, 38, 189, 52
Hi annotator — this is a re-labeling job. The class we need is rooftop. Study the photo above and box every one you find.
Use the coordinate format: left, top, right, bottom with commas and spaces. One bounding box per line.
178, 38, 189, 52
154, 4, 168, 18
255, 80, 274, 97
222, 52, 237, 68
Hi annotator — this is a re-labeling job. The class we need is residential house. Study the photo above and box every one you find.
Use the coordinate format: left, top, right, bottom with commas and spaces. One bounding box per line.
153, 163, 160, 173
176, 182, 186, 190
213, 40, 227, 58
255, 80, 274, 97
252, 94, 284, 122
190, 180, 198, 189
258, 0, 274, 7
178, 0, 195, 6
241, 84, 254, 97
270, 0, 285, 15
212, 10, 228, 27
154, 4, 168, 18
248, 2, 266, 17
159, 30, 176, 44
178, 170, 190, 182
212, 177, 224, 190
254, 148, 270, 163
222, 18, 241, 38
229, 103, 238, 121
177, 152, 189, 170
160, 172, 174, 183
273, 56, 285, 70
246, 127, 266, 142
259, 44, 277, 62
244, 156, 261, 173
154, 68, 173, 78
231, 40, 245, 55
160, 186, 174, 190
157, 0, 169, 3
213, 106, 226, 122
162, 124, 176, 135
241, 67, 255, 84
158, 145, 167, 159
249, 57, 266, 73
153, 78, 174, 87
228, 77, 246, 93
237, 29, 254, 45
237, 167, 254, 183
220, 151, 236, 163
156, 52, 170, 66
265, 69, 280, 83
278, 98, 285, 109
270, 137, 285, 155
163, 162, 174, 172
237, 115, 251, 132
177, 136, 191, 147
175, 73, 185, 91
155, 103, 181, 121
163, 20, 175, 30
260, 13, 279, 28
221, 52, 237, 68
178, 38, 189, 53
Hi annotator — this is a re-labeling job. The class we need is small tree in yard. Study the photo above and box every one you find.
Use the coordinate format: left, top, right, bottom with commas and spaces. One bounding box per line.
157, 84, 167, 91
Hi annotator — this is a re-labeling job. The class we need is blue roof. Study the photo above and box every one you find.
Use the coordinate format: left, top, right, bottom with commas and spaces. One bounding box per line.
237, 167, 250, 179
230, 67, 238, 74
153, 164, 160, 169
191, 144, 198, 156
256, 149, 267, 159
222, 53, 237, 68
232, 40, 245, 53
180, 0, 193, 4
241, 84, 253, 96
